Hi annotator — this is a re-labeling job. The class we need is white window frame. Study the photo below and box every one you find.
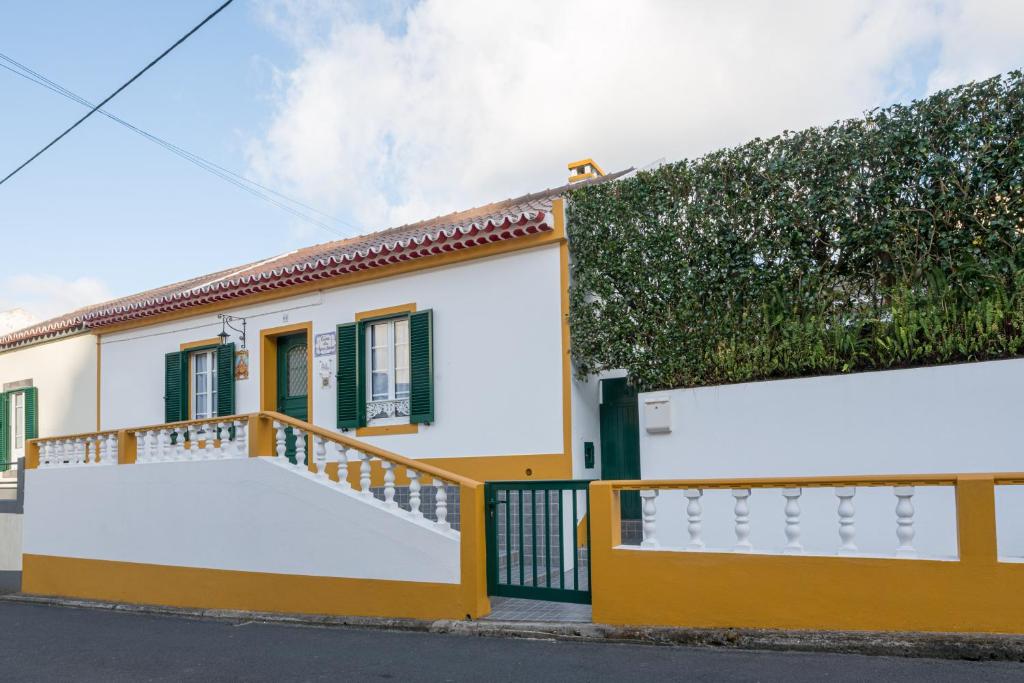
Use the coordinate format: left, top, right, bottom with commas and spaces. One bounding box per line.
10, 391, 25, 460
191, 349, 218, 420
365, 317, 410, 425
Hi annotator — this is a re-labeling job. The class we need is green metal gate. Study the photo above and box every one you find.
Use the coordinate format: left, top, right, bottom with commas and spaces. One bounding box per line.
484, 480, 591, 604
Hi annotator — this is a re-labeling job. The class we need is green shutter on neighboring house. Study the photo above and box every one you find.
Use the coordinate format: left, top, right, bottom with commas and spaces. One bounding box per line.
164, 351, 186, 423
336, 323, 360, 429
216, 343, 236, 417
409, 309, 434, 424
0, 392, 8, 472
23, 386, 38, 439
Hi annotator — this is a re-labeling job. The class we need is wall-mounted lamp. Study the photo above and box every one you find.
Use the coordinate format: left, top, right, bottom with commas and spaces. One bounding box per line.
217, 314, 248, 349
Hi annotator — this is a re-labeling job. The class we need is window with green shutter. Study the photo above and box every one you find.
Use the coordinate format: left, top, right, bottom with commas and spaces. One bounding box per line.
23, 386, 38, 440
409, 310, 434, 424
0, 392, 8, 472
164, 351, 187, 422
336, 323, 359, 429
336, 309, 434, 430
165, 344, 236, 422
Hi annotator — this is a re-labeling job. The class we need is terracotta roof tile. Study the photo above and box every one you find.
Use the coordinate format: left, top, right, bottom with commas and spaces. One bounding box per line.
0, 170, 629, 348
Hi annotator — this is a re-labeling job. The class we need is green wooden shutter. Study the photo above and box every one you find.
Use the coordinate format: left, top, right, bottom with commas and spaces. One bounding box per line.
0, 392, 8, 472
216, 343, 236, 417
23, 386, 38, 439
336, 323, 360, 429
164, 351, 186, 422
409, 309, 434, 424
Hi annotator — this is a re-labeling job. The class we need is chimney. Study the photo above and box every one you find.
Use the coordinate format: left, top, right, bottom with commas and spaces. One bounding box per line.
567, 158, 606, 183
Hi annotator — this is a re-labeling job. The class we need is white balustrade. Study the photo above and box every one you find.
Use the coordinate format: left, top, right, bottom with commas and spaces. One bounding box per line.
435, 479, 450, 531
314, 436, 328, 479
732, 488, 753, 552
894, 486, 916, 557
359, 451, 372, 497
274, 421, 287, 461
836, 486, 857, 555
382, 461, 397, 509
408, 470, 422, 518
782, 487, 803, 554
234, 420, 247, 458
294, 429, 307, 471
640, 489, 659, 548
337, 448, 353, 490
684, 488, 704, 550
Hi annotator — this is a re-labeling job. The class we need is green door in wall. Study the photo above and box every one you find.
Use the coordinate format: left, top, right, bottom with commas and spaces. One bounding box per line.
276, 332, 309, 464
599, 377, 641, 520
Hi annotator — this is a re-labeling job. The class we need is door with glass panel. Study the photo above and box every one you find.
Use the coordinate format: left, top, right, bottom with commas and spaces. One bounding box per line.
276, 333, 309, 464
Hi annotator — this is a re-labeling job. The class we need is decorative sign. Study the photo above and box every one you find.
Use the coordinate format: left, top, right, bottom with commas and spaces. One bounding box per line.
319, 358, 335, 389
315, 331, 337, 357
235, 349, 250, 380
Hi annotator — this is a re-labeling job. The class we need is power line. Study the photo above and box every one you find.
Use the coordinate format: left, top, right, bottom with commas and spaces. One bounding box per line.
0, 0, 234, 187
0, 53, 361, 237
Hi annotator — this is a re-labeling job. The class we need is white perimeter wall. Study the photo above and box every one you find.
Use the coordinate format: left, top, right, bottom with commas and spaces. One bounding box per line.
100, 246, 564, 460
23, 458, 459, 583
638, 359, 1024, 558
0, 334, 97, 438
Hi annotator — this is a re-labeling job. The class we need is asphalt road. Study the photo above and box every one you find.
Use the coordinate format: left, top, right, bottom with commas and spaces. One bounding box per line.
2, 602, 1023, 682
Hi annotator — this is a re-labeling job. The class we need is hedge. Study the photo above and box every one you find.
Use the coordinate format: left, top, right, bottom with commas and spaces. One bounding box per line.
567, 70, 1024, 391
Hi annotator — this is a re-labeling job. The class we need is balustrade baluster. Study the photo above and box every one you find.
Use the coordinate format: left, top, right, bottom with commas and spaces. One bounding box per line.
273, 421, 287, 461
294, 429, 307, 471
336, 447, 353, 490
157, 429, 168, 462
782, 487, 803, 554
169, 427, 180, 461
111, 433, 120, 465
408, 470, 422, 518
134, 432, 145, 464
640, 489, 659, 548
435, 479, 450, 531
203, 423, 215, 459
189, 424, 201, 460
40, 440, 50, 467
836, 486, 857, 555
683, 488, 704, 550
359, 452, 372, 497
314, 436, 328, 478
733, 488, 753, 552
216, 422, 228, 458
234, 420, 247, 458
382, 462, 397, 508
894, 486, 916, 557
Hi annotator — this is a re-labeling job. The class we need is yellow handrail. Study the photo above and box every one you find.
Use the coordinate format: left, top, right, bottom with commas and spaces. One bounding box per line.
259, 411, 479, 487
608, 472, 1024, 490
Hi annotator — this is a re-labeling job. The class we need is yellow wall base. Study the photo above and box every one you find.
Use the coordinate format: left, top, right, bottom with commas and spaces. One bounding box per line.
23, 554, 469, 621
421, 453, 571, 482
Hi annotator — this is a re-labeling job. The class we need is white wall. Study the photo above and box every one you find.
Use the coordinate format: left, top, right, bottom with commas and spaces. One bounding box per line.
100, 246, 564, 460
24, 458, 459, 583
0, 512, 21, 572
0, 334, 97, 438
637, 359, 1024, 558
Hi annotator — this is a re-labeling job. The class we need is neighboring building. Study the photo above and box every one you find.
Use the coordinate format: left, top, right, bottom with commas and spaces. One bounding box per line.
0, 166, 630, 484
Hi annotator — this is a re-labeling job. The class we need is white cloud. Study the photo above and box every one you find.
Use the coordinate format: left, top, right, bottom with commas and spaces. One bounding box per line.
0, 274, 112, 325
249, 0, 1024, 231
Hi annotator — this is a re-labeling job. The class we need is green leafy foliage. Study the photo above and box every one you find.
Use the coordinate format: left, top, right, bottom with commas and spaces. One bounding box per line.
568, 71, 1024, 391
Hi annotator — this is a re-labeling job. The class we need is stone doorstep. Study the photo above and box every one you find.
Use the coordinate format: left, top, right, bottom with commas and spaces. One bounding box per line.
3, 593, 1024, 662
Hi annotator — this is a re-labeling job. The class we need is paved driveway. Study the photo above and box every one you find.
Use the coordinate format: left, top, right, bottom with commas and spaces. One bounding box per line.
2, 602, 1022, 682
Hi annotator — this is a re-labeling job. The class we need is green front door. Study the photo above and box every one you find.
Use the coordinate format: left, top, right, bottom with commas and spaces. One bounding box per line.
599, 377, 641, 520
276, 333, 309, 464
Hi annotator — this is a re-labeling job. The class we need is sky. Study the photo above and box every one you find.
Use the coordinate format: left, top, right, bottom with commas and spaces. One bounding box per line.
1, 0, 1024, 330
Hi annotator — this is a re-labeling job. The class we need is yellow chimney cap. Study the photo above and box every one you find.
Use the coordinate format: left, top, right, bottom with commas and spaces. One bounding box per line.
567, 158, 606, 183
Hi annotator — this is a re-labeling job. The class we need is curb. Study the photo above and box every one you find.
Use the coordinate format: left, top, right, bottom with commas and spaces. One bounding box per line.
5, 594, 1024, 662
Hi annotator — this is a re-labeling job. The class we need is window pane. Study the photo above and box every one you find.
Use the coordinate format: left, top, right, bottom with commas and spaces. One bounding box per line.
394, 319, 409, 345
196, 393, 208, 419
287, 345, 308, 396
372, 372, 389, 400
195, 353, 207, 372
196, 372, 207, 394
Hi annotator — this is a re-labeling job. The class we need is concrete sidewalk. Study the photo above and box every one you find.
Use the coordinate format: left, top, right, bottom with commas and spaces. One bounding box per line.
4, 593, 1024, 663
